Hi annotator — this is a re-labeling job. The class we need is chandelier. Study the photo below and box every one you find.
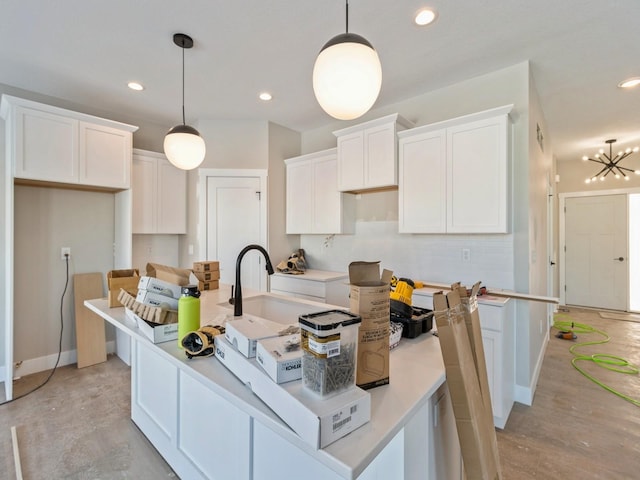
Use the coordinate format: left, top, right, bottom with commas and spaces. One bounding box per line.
583, 139, 640, 184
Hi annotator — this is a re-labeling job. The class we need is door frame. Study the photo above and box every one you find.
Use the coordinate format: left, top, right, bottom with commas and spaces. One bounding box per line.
197, 168, 268, 285
559, 186, 640, 309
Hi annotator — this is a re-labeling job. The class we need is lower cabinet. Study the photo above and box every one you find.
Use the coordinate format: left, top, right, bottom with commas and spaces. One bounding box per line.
270, 271, 350, 307
131, 340, 252, 480
252, 420, 405, 480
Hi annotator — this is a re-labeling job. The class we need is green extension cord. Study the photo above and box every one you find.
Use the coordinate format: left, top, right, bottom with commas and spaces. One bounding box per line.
553, 313, 640, 407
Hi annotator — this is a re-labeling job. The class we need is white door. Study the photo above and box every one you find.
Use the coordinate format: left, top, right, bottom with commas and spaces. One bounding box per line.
565, 195, 628, 310
206, 175, 266, 292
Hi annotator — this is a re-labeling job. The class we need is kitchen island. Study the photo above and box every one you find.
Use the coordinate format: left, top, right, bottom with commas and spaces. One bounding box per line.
86, 285, 457, 480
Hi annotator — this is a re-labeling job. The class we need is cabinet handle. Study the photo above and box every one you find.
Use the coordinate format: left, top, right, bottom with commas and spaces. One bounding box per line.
614, 257, 625, 262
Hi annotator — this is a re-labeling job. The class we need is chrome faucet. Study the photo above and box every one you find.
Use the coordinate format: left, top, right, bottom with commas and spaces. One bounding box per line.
230, 244, 275, 316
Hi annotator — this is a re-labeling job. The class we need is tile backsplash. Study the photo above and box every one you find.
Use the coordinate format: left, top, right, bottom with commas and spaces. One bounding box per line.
300, 221, 514, 290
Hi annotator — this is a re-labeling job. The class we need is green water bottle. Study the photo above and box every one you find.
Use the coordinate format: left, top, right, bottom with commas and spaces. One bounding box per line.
178, 285, 201, 348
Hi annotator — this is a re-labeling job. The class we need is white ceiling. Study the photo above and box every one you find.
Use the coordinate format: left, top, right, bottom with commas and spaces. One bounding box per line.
1, 0, 639, 162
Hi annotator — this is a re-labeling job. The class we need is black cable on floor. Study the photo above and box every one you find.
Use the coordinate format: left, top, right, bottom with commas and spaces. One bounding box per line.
0, 254, 69, 406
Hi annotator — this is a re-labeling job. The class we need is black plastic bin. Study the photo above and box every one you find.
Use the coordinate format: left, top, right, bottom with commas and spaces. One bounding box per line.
390, 306, 433, 339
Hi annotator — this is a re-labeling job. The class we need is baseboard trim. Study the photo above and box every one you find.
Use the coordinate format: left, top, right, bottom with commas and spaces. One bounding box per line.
514, 330, 549, 406
12, 341, 116, 379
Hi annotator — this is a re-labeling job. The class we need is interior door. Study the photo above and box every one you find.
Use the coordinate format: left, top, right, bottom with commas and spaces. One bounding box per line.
206, 175, 265, 292
565, 194, 628, 310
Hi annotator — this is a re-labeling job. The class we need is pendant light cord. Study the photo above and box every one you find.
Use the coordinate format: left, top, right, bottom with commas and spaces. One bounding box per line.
345, 0, 349, 33
181, 38, 186, 126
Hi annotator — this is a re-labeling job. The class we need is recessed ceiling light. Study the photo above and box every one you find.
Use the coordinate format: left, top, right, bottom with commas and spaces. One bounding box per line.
259, 92, 272, 101
127, 81, 144, 91
618, 77, 640, 88
415, 8, 437, 26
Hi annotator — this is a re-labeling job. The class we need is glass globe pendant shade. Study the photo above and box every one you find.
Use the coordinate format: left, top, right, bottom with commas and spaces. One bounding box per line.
163, 124, 206, 170
313, 33, 382, 120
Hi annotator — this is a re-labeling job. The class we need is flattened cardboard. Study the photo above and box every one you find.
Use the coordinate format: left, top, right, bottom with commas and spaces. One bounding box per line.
454, 282, 502, 478
146, 263, 191, 286
348, 261, 393, 389
433, 290, 500, 480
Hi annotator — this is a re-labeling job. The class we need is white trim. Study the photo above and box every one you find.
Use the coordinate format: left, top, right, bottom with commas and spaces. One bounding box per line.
0, 365, 5, 385
559, 188, 634, 308
12, 341, 116, 379
513, 329, 549, 406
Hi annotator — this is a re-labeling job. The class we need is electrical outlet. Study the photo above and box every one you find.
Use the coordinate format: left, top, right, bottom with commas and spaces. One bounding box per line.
61, 247, 71, 260
462, 248, 471, 262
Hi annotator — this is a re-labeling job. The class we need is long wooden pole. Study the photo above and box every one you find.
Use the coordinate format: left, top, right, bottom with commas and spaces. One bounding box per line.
419, 282, 560, 304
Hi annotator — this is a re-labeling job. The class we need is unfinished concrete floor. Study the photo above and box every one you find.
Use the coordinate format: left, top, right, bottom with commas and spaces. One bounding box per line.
1, 306, 639, 479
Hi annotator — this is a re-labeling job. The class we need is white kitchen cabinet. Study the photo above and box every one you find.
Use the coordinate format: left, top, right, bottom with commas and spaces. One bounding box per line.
412, 290, 514, 428
0, 95, 136, 190
398, 105, 512, 234
429, 384, 463, 480
252, 420, 405, 480
270, 270, 349, 307
132, 149, 187, 234
285, 148, 354, 234
333, 113, 414, 192
131, 339, 252, 480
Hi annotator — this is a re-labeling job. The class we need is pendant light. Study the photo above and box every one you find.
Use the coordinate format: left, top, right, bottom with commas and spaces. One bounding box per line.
312, 0, 382, 120
164, 33, 206, 170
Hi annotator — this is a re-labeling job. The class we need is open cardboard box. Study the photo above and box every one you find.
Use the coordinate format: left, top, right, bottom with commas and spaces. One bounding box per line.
107, 269, 140, 307
348, 261, 393, 390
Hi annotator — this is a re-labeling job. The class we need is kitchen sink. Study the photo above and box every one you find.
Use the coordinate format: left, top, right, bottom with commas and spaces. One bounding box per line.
217, 294, 325, 324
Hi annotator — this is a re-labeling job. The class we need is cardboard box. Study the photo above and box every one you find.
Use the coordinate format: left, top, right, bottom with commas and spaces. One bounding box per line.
146, 263, 191, 286
348, 261, 393, 390
193, 270, 221, 282
136, 289, 179, 310
256, 334, 302, 384
193, 261, 220, 272
138, 276, 182, 299
433, 290, 500, 480
225, 317, 296, 358
107, 269, 140, 307
454, 282, 502, 478
125, 308, 178, 343
214, 335, 371, 448
198, 280, 219, 291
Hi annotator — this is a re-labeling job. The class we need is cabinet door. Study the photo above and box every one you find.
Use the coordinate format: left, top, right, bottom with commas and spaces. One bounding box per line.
430, 384, 463, 480
14, 105, 78, 183
447, 115, 508, 233
157, 158, 187, 233
399, 129, 447, 233
312, 155, 341, 233
132, 155, 156, 234
337, 131, 364, 191
131, 341, 178, 463
365, 122, 397, 189
79, 121, 131, 189
286, 160, 313, 233
178, 372, 251, 480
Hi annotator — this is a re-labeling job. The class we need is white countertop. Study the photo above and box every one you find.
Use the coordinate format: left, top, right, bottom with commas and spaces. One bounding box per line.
272, 269, 348, 282
86, 284, 446, 479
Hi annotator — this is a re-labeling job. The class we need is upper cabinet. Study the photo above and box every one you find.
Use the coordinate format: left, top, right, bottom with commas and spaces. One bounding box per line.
285, 148, 354, 234
398, 105, 513, 234
132, 149, 187, 234
333, 113, 414, 192
0, 95, 137, 190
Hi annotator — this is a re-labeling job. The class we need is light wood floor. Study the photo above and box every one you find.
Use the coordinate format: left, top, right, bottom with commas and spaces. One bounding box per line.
1, 306, 638, 479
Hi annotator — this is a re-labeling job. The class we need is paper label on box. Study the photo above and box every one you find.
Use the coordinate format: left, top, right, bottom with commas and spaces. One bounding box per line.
308, 335, 341, 358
